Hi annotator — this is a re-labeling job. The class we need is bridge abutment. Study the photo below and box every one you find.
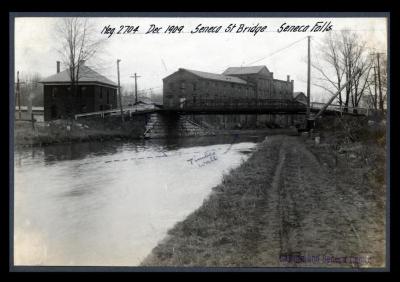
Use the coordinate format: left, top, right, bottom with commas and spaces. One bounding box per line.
143, 113, 215, 139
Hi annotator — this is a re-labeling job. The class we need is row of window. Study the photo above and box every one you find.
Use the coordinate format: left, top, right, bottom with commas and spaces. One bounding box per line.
168, 80, 290, 92
168, 81, 251, 92
51, 86, 115, 100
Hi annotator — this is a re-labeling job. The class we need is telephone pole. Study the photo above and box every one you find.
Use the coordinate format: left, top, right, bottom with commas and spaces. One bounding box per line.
306, 36, 311, 119
16, 71, 22, 119
130, 73, 141, 104
373, 66, 378, 110
117, 59, 124, 122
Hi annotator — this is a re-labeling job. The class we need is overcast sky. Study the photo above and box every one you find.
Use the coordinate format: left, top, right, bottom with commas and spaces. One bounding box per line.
14, 16, 387, 101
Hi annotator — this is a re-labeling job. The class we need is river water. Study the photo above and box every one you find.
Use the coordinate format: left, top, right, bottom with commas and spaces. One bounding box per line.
13, 134, 266, 266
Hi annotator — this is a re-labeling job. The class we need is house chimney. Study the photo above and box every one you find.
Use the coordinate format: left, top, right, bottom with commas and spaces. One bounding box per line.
57, 61, 60, 73
287, 75, 290, 82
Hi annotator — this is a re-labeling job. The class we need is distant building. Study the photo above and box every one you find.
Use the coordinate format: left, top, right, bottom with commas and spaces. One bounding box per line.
14, 106, 44, 122
41, 61, 118, 121
162, 66, 294, 109
293, 92, 307, 105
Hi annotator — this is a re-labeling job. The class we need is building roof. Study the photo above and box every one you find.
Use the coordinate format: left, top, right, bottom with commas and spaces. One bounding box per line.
181, 68, 248, 84
222, 65, 270, 75
293, 92, 306, 98
40, 65, 117, 87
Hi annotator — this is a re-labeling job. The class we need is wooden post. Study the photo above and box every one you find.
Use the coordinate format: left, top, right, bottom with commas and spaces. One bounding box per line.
130, 73, 141, 104
17, 71, 21, 120
117, 59, 124, 122
134, 73, 138, 104
31, 113, 35, 130
28, 92, 32, 121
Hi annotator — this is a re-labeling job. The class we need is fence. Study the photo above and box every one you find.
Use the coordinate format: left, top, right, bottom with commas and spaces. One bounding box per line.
74, 105, 160, 120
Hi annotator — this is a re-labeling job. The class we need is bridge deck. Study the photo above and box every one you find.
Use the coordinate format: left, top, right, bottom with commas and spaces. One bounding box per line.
74, 99, 368, 119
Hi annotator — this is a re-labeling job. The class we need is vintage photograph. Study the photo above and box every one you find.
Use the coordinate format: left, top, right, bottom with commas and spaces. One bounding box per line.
12, 13, 388, 270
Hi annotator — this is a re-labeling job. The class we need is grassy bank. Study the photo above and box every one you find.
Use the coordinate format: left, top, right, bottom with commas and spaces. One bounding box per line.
14, 118, 299, 148
14, 117, 146, 148
141, 117, 386, 267
141, 137, 280, 267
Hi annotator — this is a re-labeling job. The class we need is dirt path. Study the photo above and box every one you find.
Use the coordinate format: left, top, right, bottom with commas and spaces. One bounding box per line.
142, 135, 385, 268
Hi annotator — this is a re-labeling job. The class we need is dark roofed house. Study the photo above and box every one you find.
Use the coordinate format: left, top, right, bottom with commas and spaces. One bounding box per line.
41, 61, 118, 121
293, 92, 307, 105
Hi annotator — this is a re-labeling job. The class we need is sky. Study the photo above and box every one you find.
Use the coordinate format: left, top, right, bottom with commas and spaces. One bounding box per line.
14, 16, 387, 101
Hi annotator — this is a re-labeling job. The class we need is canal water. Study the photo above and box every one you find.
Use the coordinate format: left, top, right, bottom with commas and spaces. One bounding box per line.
13, 134, 266, 266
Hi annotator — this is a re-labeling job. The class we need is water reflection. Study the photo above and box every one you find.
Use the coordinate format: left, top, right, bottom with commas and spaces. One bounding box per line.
42, 142, 120, 163
30, 134, 264, 165
14, 134, 266, 266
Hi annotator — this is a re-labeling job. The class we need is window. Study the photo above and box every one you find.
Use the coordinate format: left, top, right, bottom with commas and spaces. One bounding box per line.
169, 83, 174, 90
192, 83, 197, 91
81, 86, 87, 92
99, 87, 103, 99
107, 89, 110, 104
51, 87, 58, 98
180, 81, 185, 93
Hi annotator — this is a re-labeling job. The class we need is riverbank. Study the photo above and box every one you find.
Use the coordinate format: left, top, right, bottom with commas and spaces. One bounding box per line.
141, 121, 386, 267
14, 118, 299, 148
14, 116, 149, 148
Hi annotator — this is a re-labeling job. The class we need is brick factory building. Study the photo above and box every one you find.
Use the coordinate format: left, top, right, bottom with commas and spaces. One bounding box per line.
41, 61, 118, 121
162, 66, 294, 109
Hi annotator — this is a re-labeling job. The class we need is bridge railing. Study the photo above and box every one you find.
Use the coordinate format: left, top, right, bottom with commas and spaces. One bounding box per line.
310, 102, 371, 116
168, 98, 306, 111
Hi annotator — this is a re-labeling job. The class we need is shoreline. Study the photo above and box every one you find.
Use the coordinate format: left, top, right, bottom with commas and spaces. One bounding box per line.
14, 122, 299, 148
140, 130, 386, 267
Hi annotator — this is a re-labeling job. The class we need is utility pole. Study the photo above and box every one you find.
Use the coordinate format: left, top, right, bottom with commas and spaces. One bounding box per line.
306, 36, 311, 119
376, 53, 383, 112
117, 59, 124, 122
130, 73, 141, 104
373, 66, 378, 110
16, 71, 21, 119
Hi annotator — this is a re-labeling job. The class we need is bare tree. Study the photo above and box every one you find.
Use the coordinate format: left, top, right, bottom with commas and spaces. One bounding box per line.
312, 30, 374, 113
55, 18, 107, 117
361, 54, 387, 114
377, 55, 388, 112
